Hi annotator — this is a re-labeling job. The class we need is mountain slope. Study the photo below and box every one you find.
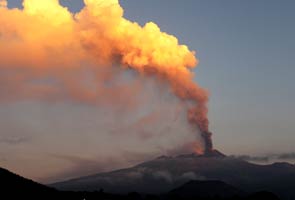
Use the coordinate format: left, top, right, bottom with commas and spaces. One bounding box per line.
0, 167, 123, 200
169, 180, 244, 198
0, 167, 58, 199
52, 152, 295, 199
0, 166, 282, 200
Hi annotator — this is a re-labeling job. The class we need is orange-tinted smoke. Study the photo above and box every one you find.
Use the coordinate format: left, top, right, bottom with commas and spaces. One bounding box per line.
0, 0, 212, 152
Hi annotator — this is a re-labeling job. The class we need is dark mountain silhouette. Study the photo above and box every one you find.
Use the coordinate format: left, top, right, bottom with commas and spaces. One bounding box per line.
0, 167, 58, 199
52, 151, 295, 199
247, 191, 281, 200
0, 166, 282, 200
169, 180, 244, 198
0, 167, 121, 200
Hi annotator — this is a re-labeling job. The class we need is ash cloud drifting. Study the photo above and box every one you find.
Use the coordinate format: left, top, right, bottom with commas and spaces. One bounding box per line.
0, 0, 212, 181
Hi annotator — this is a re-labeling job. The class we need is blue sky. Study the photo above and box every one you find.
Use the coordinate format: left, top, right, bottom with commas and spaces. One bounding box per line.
6, 0, 295, 155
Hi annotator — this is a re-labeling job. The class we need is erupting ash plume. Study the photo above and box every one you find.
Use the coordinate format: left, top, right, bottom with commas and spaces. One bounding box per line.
0, 0, 212, 153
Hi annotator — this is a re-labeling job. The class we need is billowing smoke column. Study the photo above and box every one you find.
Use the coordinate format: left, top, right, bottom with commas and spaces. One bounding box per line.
0, 0, 213, 153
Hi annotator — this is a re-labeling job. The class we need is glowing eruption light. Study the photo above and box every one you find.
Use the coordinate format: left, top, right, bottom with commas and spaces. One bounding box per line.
0, 0, 213, 153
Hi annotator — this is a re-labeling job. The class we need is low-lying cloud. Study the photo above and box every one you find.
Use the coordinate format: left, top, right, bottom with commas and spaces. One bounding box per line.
231, 153, 295, 164
0, 136, 31, 145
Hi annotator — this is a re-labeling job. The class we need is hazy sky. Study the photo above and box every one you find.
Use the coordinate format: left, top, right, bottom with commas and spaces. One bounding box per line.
2, 0, 295, 182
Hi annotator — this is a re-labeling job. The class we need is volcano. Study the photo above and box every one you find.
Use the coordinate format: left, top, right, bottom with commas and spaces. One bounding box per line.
51, 150, 295, 199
